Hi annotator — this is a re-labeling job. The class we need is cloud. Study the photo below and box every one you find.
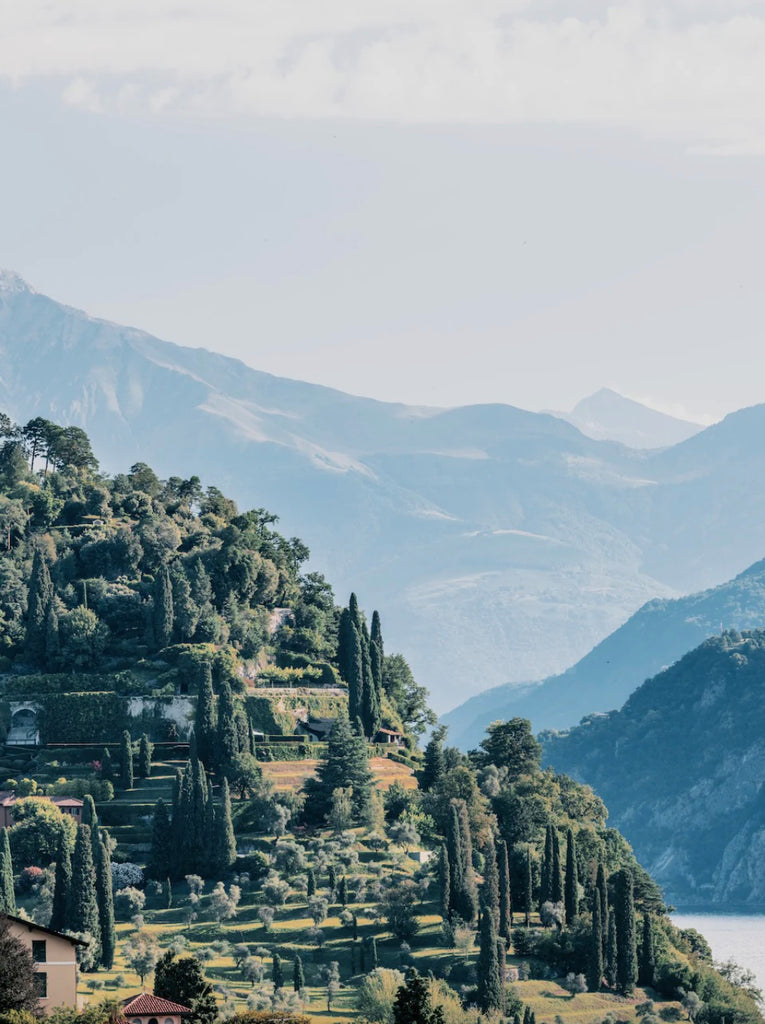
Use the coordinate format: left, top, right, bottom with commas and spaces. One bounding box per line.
2, 1, 765, 151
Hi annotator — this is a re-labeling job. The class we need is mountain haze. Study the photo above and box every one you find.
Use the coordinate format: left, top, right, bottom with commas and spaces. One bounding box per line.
551, 387, 703, 449
442, 555, 765, 747
5, 271, 765, 711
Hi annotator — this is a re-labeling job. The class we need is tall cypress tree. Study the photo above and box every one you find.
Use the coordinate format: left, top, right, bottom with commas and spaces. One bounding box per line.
293, 955, 304, 992
639, 914, 656, 988
477, 908, 503, 1013
564, 829, 578, 923
196, 663, 216, 768
81, 794, 97, 828
596, 861, 609, 948
606, 910, 618, 988
67, 825, 101, 963
369, 641, 384, 722
439, 845, 451, 922
25, 548, 53, 666
540, 825, 553, 908
370, 609, 384, 660
551, 829, 563, 905
101, 747, 114, 784
481, 833, 500, 929
588, 888, 604, 992
215, 778, 237, 873
307, 868, 316, 897
524, 846, 533, 926
456, 800, 478, 924
96, 838, 115, 969
349, 626, 366, 731
614, 869, 637, 995
138, 734, 152, 778
360, 622, 380, 738
148, 798, 173, 880
120, 729, 133, 790
0, 828, 15, 914
153, 564, 174, 648
50, 831, 71, 931
497, 838, 512, 941
44, 600, 60, 669
446, 804, 464, 917
273, 952, 284, 990
337, 606, 355, 685
216, 678, 239, 769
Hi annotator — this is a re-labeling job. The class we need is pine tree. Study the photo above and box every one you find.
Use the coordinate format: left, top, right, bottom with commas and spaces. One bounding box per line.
273, 952, 283, 990
148, 799, 173, 880
96, 837, 115, 969
101, 747, 113, 784
420, 733, 446, 793
216, 678, 240, 769
588, 888, 604, 992
67, 825, 101, 963
481, 832, 500, 929
293, 955, 304, 992
153, 564, 174, 648
614, 869, 637, 995
564, 828, 578, 923
120, 730, 133, 790
138, 733, 152, 778
0, 828, 15, 914
196, 664, 216, 768
307, 715, 373, 823
606, 910, 618, 989
477, 906, 503, 1012
25, 548, 53, 666
439, 845, 450, 922
551, 828, 563, 905
540, 824, 553, 908
50, 831, 71, 931
215, 778, 237, 873
639, 914, 656, 988
524, 846, 533, 927
497, 837, 512, 941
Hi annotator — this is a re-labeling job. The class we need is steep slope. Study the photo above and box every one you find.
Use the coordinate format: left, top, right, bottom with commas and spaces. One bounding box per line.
542, 631, 765, 907
551, 388, 702, 449
442, 556, 765, 746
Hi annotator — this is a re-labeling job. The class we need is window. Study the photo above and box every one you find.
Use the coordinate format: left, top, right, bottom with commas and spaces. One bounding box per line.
33, 972, 47, 998
32, 940, 46, 963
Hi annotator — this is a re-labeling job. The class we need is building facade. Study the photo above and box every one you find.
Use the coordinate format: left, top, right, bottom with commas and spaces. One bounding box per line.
0, 793, 83, 829
3, 913, 86, 1011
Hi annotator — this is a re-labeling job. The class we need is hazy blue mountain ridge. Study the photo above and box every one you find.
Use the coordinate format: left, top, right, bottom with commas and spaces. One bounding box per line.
550, 386, 702, 449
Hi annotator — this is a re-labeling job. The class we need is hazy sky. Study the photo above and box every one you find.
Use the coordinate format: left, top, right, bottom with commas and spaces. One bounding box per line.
2, 1, 765, 423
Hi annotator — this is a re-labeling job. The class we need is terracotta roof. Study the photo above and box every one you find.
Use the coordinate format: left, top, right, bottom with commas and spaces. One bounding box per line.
0, 794, 82, 808
377, 728, 404, 736
1, 913, 89, 945
123, 994, 191, 1015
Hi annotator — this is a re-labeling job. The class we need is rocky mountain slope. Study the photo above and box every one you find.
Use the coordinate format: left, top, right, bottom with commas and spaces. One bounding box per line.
5, 270, 765, 712
550, 387, 702, 449
542, 630, 765, 907
443, 556, 765, 746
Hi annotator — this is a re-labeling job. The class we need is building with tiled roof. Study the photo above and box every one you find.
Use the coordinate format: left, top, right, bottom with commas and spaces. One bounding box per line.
123, 994, 191, 1024
2, 913, 87, 1011
0, 792, 83, 829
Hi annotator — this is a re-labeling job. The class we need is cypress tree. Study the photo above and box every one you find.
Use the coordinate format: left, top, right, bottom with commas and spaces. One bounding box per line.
370, 609, 384, 660
481, 832, 500, 929
67, 825, 101, 964
456, 800, 478, 924
138, 733, 152, 778
328, 864, 337, 893
216, 678, 240, 769
337, 606, 355, 686
120, 729, 133, 790
523, 1006, 532, 1024
0, 828, 15, 914
368, 936, 378, 970
524, 846, 533, 927
25, 548, 53, 665
101, 747, 114, 784
307, 868, 316, 897
360, 623, 380, 738
189, 753, 210, 871
163, 877, 172, 908
352, 913, 358, 941
551, 829, 563, 905
439, 845, 450, 922
606, 911, 618, 989
50, 831, 71, 931
596, 861, 608, 946
564, 828, 578, 923
153, 564, 174, 648
447, 804, 464, 917
588, 888, 604, 992
273, 952, 283, 990
420, 733, 445, 792
477, 905, 503, 1012
639, 914, 656, 988
215, 778, 237, 873
338, 875, 347, 906
293, 955, 304, 992
497, 837, 512, 941
148, 799, 173, 880
349, 626, 366, 731
44, 600, 59, 669
81, 793, 97, 828
540, 825, 553, 908
614, 869, 637, 995
96, 838, 115, 969
196, 663, 216, 768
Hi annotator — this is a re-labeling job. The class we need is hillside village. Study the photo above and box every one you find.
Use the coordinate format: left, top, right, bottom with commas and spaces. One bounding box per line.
0, 415, 761, 1024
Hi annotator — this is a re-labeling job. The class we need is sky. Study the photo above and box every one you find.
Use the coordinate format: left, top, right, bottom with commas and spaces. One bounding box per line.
1, 1, 765, 423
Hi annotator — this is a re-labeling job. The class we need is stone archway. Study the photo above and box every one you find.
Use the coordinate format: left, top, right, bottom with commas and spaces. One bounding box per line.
7, 702, 41, 746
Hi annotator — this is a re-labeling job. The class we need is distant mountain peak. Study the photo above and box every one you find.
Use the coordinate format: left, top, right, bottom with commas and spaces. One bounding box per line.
0, 270, 35, 296
549, 388, 702, 449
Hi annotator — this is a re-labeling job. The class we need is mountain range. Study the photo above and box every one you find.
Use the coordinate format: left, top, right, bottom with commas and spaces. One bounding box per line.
442, 555, 765, 747
543, 630, 765, 907
550, 387, 703, 449
4, 269, 765, 712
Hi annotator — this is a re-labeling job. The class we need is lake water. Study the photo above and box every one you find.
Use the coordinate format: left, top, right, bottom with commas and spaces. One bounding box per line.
671, 914, 765, 993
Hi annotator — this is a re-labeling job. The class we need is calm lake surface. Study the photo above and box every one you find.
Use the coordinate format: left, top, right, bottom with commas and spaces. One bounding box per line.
671, 914, 765, 992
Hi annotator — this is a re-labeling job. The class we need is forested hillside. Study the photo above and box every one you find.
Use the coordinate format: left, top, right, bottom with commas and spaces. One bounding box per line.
444, 556, 765, 746
543, 630, 765, 907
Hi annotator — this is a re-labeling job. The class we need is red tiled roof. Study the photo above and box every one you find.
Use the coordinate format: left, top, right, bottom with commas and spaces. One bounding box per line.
377, 728, 404, 736
123, 994, 191, 1016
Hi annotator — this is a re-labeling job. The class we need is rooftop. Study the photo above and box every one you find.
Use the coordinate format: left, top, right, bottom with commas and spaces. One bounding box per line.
123, 994, 191, 1015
